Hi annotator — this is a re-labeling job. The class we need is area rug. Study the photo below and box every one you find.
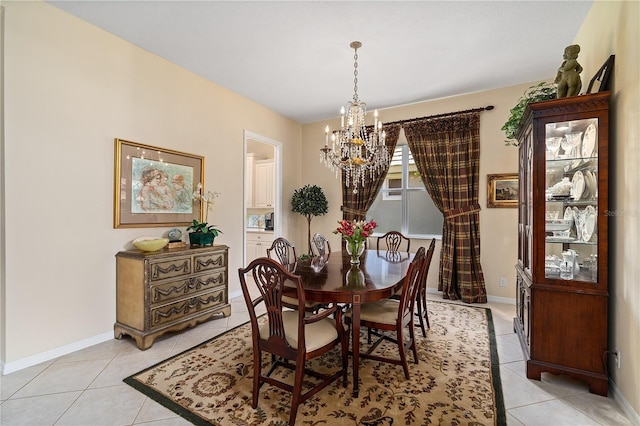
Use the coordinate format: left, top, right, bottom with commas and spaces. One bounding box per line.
124, 301, 505, 425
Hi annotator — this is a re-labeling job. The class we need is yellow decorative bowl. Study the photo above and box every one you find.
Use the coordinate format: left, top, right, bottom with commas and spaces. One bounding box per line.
133, 236, 169, 252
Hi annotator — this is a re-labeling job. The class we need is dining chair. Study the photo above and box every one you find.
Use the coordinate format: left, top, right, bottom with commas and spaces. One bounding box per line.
266, 237, 297, 269
267, 237, 322, 312
376, 231, 411, 253
386, 239, 436, 337
238, 257, 348, 425
345, 246, 426, 379
415, 238, 436, 336
311, 233, 331, 258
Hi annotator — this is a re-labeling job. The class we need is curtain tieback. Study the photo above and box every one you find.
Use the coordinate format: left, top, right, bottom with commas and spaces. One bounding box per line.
342, 206, 367, 217
443, 204, 481, 219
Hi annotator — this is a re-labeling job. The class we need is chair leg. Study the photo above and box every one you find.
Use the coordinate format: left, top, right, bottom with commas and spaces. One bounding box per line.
416, 302, 427, 338
424, 299, 430, 329
289, 361, 305, 425
396, 327, 410, 380
409, 322, 419, 364
252, 349, 261, 408
341, 326, 349, 387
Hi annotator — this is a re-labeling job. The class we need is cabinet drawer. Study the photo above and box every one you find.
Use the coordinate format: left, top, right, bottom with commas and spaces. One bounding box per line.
150, 271, 227, 305
194, 250, 227, 273
150, 288, 227, 328
149, 256, 191, 282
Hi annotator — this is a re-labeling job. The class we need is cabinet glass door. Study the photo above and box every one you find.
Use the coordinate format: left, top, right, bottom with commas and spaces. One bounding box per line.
544, 118, 598, 282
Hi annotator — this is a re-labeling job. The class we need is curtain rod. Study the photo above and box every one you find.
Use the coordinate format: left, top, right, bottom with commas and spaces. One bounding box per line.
384, 105, 494, 127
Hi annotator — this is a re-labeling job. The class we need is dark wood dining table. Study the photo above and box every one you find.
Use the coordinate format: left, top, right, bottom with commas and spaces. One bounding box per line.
293, 249, 414, 397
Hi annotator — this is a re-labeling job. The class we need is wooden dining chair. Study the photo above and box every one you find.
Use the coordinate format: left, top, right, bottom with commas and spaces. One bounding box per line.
345, 246, 426, 379
266, 237, 297, 270
267, 237, 322, 312
386, 239, 436, 337
311, 233, 331, 258
238, 258, 348, 425
377, 231, 411, 253
415, 238, 436, 336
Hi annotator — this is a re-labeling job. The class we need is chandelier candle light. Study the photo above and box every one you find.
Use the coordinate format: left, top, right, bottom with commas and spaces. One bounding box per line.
320, 41, 390, 193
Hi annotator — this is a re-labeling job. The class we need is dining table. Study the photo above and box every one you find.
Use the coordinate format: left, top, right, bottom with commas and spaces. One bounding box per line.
292, 249, 414, 397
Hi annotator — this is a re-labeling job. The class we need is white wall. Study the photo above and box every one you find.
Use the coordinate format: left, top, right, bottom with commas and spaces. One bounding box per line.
573, 0, 639, 418
1, 1, 302, 368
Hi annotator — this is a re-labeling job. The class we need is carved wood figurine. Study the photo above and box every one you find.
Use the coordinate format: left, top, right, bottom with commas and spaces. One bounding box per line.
555, 44, 583, 98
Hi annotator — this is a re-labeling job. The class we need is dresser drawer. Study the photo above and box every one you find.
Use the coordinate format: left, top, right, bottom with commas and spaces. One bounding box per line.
150, 270, 227, 305
150, 288, 227, 328
149, 256, 192, 282
194, 250, 227, 273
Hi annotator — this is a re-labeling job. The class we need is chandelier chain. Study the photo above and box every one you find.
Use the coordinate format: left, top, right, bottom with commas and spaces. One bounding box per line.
353, 48, 359, 100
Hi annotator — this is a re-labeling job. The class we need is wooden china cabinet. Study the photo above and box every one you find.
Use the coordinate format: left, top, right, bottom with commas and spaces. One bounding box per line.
513, 91, 610, 396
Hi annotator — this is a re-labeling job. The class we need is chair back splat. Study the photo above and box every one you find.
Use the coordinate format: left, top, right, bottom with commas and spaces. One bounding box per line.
377, 231, 411, 253
266, 237, 297, 269
238, 257, 348, 425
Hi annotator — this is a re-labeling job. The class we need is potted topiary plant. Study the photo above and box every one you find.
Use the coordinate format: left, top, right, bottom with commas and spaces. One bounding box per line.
502, 81, 557, 146
291, 184, 328, 255
188, 183, 222, 247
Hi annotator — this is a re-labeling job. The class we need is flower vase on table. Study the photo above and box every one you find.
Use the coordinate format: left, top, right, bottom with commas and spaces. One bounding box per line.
333, 219, 377, 265
345, 240, 365, 264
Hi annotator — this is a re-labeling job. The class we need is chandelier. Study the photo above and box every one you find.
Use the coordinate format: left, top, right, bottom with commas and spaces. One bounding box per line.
320, 41, 390, 194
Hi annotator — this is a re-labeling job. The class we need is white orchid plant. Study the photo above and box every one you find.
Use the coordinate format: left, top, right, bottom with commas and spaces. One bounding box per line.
187, 183, 222, 235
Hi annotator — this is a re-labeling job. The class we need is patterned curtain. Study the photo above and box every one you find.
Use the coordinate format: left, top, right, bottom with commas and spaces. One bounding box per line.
341, 124, 402, 221
403, 113, 487, 303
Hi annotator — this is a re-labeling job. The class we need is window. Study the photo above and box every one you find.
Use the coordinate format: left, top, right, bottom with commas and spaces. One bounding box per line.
368, 141, 443, 237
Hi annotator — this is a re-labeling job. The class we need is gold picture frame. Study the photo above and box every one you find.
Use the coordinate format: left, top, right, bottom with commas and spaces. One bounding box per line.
487, 173, 518, 208
114, 138, 204, 228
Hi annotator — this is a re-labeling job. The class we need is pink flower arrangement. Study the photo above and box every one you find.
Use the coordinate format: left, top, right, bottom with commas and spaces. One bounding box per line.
333, 219, 377, 244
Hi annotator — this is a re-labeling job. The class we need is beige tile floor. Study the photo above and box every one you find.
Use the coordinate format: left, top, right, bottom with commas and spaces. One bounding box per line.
1, 293, 632, 425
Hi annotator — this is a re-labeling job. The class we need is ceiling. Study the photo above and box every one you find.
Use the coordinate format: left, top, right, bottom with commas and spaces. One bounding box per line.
47, 1, 593, 124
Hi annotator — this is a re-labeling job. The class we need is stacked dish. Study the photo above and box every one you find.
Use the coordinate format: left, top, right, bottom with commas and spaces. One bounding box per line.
582, 123, 598, 157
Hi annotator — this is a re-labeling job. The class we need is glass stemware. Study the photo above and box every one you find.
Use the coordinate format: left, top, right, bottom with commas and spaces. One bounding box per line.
546, 137, 562, 159
561, 132, 583, 158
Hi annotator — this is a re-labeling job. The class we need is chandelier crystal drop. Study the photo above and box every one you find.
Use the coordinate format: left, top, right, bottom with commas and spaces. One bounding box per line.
320, 41, 390, 194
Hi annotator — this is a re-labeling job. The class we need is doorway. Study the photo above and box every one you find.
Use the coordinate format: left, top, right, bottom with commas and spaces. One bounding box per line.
243, 131, 282, 264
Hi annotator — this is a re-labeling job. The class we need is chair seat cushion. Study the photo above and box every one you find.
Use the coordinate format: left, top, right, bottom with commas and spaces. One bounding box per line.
259, 311, 338, 352
346, 299, 399, 325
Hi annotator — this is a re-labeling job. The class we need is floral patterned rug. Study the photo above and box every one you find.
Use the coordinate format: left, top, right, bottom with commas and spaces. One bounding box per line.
124, 301, 505, 425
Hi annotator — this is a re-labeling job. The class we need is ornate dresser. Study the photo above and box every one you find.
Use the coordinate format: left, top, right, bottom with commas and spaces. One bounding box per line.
115, 245, 230, 349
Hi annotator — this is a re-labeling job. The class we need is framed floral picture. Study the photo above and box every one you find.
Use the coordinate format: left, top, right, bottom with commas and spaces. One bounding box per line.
487, 173, 519, 208
114, 138, 204, 228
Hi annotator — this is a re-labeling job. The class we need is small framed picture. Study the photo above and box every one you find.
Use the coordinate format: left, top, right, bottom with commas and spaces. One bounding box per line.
114, 138, 204, 228
587, 55, 615, 94
487, 173, 519, 208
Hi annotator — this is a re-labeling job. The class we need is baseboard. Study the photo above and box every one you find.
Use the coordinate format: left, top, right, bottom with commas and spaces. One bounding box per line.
610, 379, 640, 424
426, 288, 515, 306
1, 331, 113, 375
228, 289, 242, 301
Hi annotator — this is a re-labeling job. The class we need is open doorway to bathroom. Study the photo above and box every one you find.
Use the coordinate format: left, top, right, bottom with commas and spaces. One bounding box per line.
243, 131, 282, 265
